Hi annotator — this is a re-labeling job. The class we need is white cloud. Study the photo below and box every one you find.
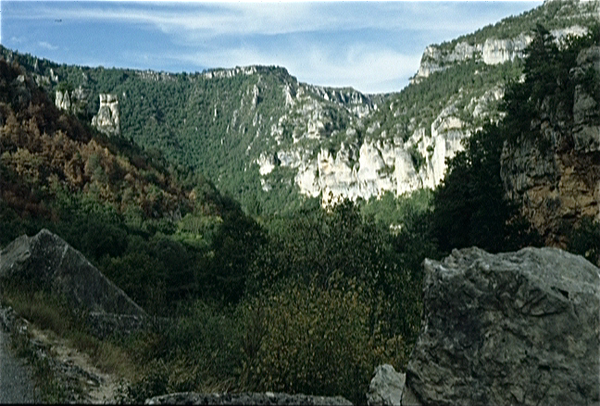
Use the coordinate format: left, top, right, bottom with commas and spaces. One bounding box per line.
38, 41, 58, 50
19, 3, 330, 37
9, 36, 25, 44
20, 2, 538, 40
4, 1, 543, 93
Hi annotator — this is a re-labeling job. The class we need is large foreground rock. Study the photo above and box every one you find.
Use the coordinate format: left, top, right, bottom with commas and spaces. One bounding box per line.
0, 229, 146, 317
145, 392, 353, 405
406, 247, 600, 406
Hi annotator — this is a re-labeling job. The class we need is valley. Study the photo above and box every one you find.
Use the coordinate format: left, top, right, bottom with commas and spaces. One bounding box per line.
0, 1, 599, 404
2, 0, 597, 214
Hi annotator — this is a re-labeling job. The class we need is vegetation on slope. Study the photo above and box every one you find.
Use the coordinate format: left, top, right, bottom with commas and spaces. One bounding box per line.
2, 11, 600, 406
0, 57, 262, 313
1, 1, 596, 217
0, 56, 425, 404
431, 24, 600, 258
440, 0, 599, 49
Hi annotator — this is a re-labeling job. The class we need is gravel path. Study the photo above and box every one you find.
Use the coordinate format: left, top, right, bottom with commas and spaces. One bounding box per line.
0, 321, 38, 403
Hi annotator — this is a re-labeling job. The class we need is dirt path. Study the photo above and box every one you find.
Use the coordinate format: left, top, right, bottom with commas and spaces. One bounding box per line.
28, 324, 122, 404
0, 324, 39, 403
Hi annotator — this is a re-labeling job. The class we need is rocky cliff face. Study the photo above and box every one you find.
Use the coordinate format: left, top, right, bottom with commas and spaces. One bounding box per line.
54, 86, 88, 115
501, 46, 600, 247
411, 25, 589, 84
267, 84, 505, 206
91, 93, 120, 136
255, 2, 597, 207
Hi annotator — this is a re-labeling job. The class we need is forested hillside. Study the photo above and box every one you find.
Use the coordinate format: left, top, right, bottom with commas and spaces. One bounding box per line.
1, 1, 599, 403
0, 57, 264, 314
2, 0, 596, 215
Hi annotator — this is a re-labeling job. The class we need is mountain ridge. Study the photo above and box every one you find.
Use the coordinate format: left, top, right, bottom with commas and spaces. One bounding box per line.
1, 0, 597, 213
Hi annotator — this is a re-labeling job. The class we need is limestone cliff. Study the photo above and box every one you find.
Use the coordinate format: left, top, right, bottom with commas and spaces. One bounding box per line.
501, 46, 600, 247
54, 86, 87, 115
411, 25, 589, 84
256, 1, 598, 207
263, 85, 503, 206
91, 93, 120, 136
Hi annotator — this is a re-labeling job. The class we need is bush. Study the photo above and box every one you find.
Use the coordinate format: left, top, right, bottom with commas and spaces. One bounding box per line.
119, 301, 244, 403
242, 279, 404, 405
168, 301, 244, 383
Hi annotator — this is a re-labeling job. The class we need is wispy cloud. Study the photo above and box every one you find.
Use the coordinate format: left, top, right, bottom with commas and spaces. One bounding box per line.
9, 36, 25, 44
38, 41, 58, 50
3, 1, 543, 93
17, 3, 328, 37
18, 2, 531, 39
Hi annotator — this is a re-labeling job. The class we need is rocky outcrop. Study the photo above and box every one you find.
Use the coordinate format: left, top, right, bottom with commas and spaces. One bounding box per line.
144, 392, 353, 405
55, 89, 72, 111
405, 247, 600, 406
411, 25, 589, 83
54, 86, 88, 115
366, 365, 404, 406
92, 93, 120, 136
571, 45, 600, 152
501, 46, 600, 246
287, 107, 469, 205
0, 229, 146, 317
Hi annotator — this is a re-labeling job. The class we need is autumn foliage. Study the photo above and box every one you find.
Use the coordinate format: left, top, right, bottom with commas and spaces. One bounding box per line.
0, 59, 190, 220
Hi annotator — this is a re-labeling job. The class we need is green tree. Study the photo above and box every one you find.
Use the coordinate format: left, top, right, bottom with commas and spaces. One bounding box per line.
200, 207, 265, 304
431, 124, 539, 254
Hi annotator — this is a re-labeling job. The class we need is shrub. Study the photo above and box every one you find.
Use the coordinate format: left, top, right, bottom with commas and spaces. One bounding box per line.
242, 279, 403, 405
167, 301, 244, 383
119, 301, 245, 403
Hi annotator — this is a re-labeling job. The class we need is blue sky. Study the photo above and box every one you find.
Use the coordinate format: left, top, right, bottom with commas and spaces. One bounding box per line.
1, 1, 542, 94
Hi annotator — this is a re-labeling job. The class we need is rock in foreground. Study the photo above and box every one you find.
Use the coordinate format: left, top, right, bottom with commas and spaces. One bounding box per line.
145, 392, 353, 405
407, 247, 600, 406
366, 364, 404, 406
0, 229, 146, 317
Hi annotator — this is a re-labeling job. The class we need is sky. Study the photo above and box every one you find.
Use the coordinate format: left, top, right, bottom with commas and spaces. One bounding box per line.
0, 1, 543, 94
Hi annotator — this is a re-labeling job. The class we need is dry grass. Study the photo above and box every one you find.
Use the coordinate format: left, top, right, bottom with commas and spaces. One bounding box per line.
1, 282, 143, 395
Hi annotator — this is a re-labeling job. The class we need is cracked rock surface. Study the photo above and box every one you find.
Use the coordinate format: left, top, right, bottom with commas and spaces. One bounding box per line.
406, 247, 600, 406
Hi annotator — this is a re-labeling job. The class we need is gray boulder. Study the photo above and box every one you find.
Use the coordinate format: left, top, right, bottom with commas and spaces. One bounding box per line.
0, 229, 146, 317
144, 392, 353, 405
406, 247, 600, 406
367, 365, 404, 406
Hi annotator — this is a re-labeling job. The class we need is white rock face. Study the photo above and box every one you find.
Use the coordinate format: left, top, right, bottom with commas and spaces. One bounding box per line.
367, 364, 405, 406
92, 94, 120, 136
54, 86, 88, 115
202, 65, 259, 79
482, 34, 531, 65
287, 121, 467, 205
257, 93, 474, 206
257, 152, 278, 176
55, 90, 71, 111
412, 25, 589, 82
